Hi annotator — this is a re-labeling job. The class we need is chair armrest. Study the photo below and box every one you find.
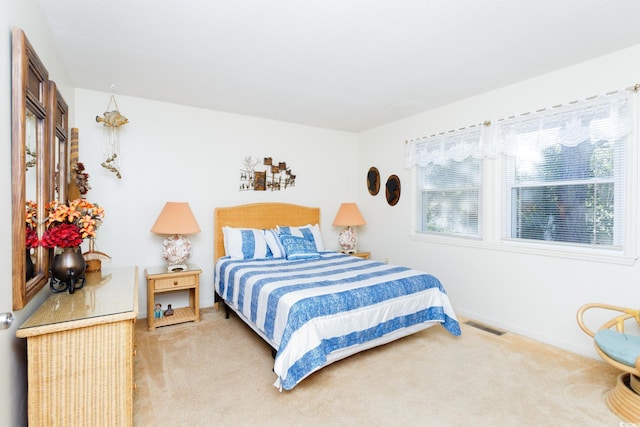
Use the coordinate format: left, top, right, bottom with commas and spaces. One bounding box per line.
577, 303, 640, 337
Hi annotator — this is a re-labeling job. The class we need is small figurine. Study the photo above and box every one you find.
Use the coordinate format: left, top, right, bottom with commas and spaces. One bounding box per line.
164, 304, 174, 316
154, 303, 163, 319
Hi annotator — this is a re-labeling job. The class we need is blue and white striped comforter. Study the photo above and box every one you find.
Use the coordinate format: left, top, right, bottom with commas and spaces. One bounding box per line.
214, 252, 461, 390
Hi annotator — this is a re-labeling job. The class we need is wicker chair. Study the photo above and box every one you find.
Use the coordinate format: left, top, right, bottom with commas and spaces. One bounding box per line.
577, 303, 640, 422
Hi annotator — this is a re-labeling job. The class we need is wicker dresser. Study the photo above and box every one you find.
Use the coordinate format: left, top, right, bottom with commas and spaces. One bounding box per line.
17, 266, 138, 427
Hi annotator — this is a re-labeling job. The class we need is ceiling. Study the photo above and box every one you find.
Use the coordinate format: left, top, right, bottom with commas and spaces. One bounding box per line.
37, 0, 640, 132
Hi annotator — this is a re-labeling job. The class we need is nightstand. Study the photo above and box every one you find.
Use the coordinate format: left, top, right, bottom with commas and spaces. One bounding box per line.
145, 264, 201, 330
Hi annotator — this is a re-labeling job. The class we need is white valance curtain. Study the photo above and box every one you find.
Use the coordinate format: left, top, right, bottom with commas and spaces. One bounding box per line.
404, 91, 635, 168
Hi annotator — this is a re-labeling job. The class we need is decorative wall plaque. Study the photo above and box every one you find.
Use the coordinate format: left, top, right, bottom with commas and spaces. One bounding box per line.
254, 171, 266, 191
385, 174, 401, 206
239, 155, 296, 191
367, 167, 380, 195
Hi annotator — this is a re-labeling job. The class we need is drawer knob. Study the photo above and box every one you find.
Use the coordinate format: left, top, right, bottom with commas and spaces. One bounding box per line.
173, 280, 178, 286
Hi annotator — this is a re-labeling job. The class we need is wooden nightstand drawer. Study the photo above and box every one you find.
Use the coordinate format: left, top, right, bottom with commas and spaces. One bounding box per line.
154, 275, 196, 291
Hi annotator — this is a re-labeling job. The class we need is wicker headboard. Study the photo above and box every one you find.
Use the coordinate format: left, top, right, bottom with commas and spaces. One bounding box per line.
213, 202, 321, 262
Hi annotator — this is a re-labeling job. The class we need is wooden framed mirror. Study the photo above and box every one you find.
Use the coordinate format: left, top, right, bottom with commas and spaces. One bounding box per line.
12, 28, 53, 310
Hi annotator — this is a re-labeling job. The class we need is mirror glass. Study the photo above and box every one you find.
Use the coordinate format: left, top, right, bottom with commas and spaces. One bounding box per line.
54, 135, 61, 200
51, 85, 69, 203
25, 111, 37, 199
25, 111, 38, 285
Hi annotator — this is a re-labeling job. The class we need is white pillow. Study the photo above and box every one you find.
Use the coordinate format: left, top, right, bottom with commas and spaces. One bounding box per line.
222, 226, 271, 260
264, 229, 286, 258
276, 224, 325, 252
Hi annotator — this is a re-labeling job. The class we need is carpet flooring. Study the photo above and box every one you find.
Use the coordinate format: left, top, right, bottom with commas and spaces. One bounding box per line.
133, 307, 622, 426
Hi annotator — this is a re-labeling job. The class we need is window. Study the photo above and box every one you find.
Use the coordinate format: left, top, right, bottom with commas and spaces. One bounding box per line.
504, 140, 621, 246
408, 127, 485, 238
406, 90, 636, 259
498, 93, 631, 250
417, 158, 482, 237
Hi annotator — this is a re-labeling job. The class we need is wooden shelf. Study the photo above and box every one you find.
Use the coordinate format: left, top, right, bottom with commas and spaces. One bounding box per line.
152, 306, 198, 328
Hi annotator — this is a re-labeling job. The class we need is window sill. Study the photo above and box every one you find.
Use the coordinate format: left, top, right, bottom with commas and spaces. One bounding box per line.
410, 233, 638, 266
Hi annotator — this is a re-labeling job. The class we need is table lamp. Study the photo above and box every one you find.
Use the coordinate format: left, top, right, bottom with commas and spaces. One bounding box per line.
151, 202, 201, 271
332, 202, 366, 253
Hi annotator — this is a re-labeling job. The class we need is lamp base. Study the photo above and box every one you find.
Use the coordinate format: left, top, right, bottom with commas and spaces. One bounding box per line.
341, 249, 356, 255
167, 263, 187, 272
338, 226, 357, 253
161, 234, 192, 270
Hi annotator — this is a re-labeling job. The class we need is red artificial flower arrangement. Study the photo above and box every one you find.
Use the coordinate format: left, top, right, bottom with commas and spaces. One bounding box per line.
25, 200, 39, 249
41, 199, 105, 250
41, 222, 84, 248
26, 227, 39, 249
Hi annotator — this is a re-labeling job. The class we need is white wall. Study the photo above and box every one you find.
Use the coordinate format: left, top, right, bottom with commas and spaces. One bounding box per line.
356, 44, 640, 359
1, 2, 74, 426
72, 89, 359, 317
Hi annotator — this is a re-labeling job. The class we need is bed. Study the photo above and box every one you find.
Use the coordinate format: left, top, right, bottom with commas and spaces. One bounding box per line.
213, 202, 461, 390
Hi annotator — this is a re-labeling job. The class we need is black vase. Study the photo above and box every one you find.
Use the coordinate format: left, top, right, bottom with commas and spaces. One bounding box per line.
25, 249, 34, 281
50, 247, 86, 294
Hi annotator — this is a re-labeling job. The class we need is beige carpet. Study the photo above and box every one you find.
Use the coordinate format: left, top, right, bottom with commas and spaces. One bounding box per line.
133, 307, 622, 426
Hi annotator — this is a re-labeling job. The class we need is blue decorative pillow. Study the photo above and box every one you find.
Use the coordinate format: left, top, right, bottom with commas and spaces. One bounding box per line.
222, 227, 271, 260
264, 228, 286, 259
279, 235, 320, 260
276, 224, 325, 252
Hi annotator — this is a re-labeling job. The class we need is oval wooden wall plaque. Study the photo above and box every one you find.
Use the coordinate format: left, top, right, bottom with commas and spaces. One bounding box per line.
385, 174, 401, 206
367, 167, 380, 195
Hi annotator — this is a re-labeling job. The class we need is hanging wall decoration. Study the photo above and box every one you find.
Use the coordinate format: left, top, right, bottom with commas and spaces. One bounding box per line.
96, 95, 128, 179
385, 174, 401, 206
72, 162, 91, 195
67, 128, 81, 199
239, 155, 296, 191
367, 166, 380, 195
